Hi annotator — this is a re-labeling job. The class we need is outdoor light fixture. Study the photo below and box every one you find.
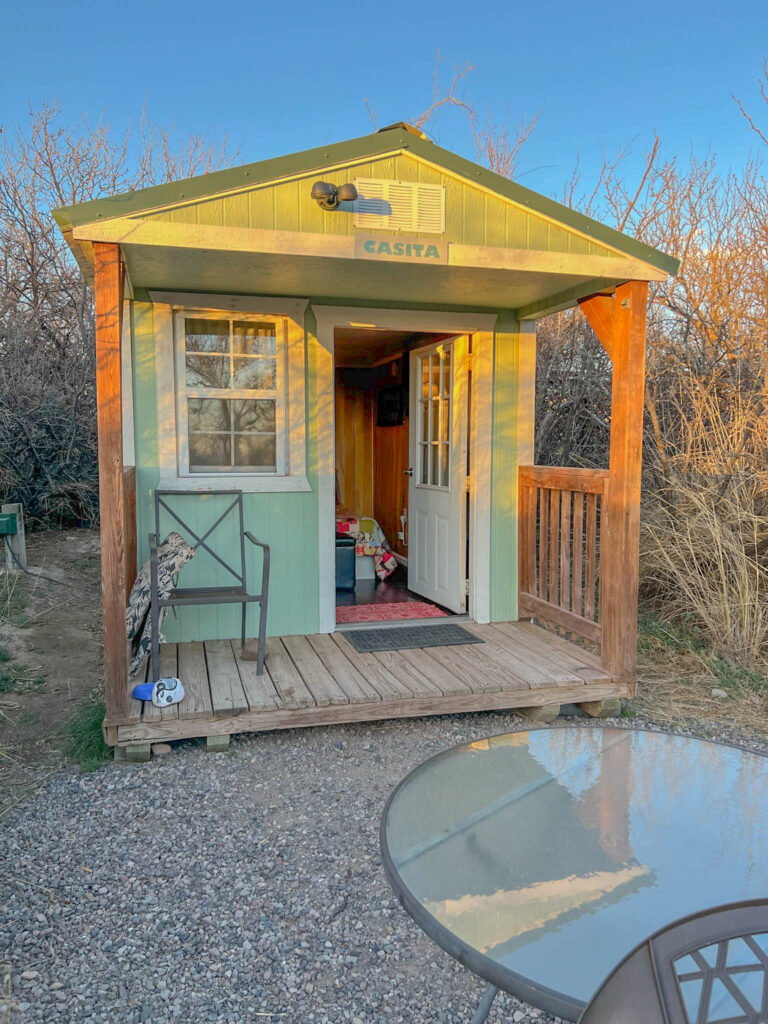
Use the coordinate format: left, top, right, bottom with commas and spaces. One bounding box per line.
310, 180, 358, 210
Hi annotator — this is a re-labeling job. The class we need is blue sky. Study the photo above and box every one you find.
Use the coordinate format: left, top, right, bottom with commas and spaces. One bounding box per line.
2, 0, 766, 198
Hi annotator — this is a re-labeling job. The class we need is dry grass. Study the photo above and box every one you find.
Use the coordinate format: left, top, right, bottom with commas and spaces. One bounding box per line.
633, 613, 768, 736
641, 471, 768, 665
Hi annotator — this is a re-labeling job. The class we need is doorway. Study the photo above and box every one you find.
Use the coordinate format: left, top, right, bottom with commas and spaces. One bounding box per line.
332, 326, 469, 624
314, 305, 496, 634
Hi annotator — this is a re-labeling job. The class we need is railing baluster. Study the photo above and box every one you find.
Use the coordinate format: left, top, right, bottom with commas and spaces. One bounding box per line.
572, 492, 584, 617
560, 489, 571, 611
549, 488, 560, 607
538, 487, 549, 603
585, 491, 598, 621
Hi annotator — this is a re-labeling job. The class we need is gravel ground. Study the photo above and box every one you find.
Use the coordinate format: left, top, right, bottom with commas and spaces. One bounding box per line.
2, 709, 767, 1024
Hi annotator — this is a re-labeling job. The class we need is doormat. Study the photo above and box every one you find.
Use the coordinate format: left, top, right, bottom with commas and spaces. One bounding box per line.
345, 623, 484, 653
336, 602, 448, 624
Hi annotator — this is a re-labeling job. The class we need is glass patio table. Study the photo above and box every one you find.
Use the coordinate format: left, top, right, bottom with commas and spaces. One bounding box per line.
380, 725, 768, 1022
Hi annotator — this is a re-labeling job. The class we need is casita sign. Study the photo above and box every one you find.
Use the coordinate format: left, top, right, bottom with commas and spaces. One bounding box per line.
354, 235, 448, 265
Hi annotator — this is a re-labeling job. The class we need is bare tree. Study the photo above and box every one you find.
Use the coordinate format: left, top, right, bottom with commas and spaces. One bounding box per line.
0, 103, 235, 523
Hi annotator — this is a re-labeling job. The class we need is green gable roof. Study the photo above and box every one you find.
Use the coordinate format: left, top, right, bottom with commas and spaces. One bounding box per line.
53, 124, 678, 277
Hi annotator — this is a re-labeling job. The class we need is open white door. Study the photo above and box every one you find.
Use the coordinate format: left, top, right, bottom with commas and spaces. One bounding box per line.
408, 336, 469, 612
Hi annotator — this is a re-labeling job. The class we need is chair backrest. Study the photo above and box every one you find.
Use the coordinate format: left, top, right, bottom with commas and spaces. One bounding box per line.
579, 900, 768, 1024
155, 490, 247, 589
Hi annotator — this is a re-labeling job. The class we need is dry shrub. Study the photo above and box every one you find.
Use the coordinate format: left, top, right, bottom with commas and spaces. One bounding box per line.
642, 473, 768, 664
641, 377, 768, 667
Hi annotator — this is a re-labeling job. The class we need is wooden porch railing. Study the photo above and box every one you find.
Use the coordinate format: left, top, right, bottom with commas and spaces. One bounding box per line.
518, 466, 609, 644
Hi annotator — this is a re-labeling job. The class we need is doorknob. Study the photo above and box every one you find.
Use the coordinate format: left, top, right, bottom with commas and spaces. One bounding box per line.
403, 467, 413, 477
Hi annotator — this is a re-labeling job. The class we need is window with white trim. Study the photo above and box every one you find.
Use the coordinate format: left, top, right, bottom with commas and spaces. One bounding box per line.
175, 312, 286, 475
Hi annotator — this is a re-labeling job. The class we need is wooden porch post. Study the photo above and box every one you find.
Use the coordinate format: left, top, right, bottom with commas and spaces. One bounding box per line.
93, 242, 129, 723
580, 280, 648, 687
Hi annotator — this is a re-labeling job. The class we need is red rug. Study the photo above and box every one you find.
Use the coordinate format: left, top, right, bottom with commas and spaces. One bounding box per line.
336, 602, 448, 623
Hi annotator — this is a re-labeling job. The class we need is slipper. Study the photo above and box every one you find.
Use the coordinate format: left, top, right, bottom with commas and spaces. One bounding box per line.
132, 677, 185, 707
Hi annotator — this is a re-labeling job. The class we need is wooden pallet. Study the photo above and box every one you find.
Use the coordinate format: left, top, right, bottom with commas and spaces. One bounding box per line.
116, 621, 624, 751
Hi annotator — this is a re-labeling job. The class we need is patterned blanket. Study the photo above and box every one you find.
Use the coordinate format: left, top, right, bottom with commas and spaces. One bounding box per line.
335, 514, 398, 581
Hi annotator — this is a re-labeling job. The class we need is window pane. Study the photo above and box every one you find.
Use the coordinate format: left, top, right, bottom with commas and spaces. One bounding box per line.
189, 433, 231, 468
233, 321, 277, 356
233, 399, 275, 432
188, 398, 230, 432
185, 318, 229, 353
186, 354, 231, 388
234, 434, 277, 470
232, 357, 277, 390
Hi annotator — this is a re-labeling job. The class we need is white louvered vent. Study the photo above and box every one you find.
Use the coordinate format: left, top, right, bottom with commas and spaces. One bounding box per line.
353, 178, 445, 234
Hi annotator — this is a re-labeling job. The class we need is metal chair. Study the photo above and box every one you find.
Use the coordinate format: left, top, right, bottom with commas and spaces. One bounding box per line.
579, 900, 768, 1024
149, 490, 270, 681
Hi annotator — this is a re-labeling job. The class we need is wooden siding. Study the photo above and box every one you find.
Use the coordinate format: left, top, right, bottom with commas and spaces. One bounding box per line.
130, 302, 321, 642
142, 153, 619, 258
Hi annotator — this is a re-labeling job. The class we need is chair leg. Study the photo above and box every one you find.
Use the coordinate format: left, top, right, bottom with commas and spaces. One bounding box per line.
256, 598, 268, 676
471, 985, 498, 1024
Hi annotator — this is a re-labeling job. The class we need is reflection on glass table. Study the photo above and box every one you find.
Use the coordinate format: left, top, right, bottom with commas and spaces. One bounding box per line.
380, 726, 768, 1022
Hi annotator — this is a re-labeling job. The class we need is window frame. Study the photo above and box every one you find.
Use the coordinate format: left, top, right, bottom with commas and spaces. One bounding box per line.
151, 293, 309, 494
175, 310, 288, 477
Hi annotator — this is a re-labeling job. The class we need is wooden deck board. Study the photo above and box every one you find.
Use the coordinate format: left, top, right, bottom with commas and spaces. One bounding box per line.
177, 642, 214, 720
142, 645, 179, 723
473, 623, 583, 687
117, 621, 624, 746
329, 634, 414, 700
281, 635, 350, 707
232, 641, 280, 711
205, 639, 249, 716
264, 637, 316, 709
306, 634, 380, 703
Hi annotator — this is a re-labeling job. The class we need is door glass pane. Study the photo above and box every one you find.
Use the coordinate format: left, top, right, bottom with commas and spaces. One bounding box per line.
421, 400, 429, 443
440, 444, 449, 487
430, 398, 439, 441
430, 444, 439, 486
440, 397, 450, 444
185, 318, 229, 352
187, 398, 230, 432
431, 355, 440, 397
189, 433, 231, 469
186, 354, 230, 388
421, 357, 430, 400
441, 348, 451, 396
420, 443, 429, 484
233, 321, 277, 355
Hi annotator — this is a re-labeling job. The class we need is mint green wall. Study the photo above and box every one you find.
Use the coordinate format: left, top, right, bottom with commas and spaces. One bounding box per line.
130, 301, 320, 642
145, 152, 615, 258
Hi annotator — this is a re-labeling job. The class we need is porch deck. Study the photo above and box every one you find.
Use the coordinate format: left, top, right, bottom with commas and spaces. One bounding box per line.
116, 620, 627, 748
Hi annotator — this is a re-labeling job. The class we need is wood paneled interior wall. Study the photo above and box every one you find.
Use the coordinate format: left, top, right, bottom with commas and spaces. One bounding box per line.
335, 369, 374, 516
373, 414, 409, 559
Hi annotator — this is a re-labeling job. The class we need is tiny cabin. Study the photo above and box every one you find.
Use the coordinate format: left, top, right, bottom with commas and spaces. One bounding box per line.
54, 123, 677, 755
